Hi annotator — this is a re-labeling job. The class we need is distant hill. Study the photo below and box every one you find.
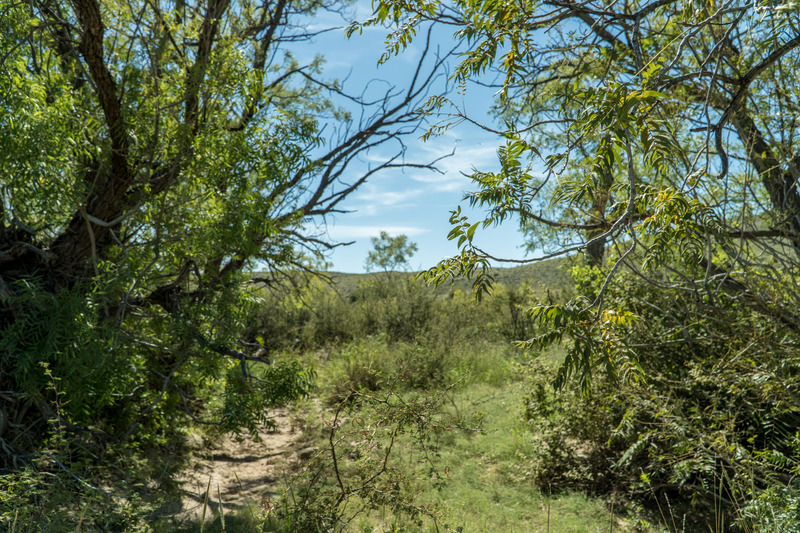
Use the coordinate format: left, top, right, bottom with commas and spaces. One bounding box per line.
325, 255, 573, 298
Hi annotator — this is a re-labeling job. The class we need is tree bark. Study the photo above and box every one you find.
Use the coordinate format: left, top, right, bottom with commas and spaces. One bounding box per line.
50, 0, 133, 279
731, 107, 800, 256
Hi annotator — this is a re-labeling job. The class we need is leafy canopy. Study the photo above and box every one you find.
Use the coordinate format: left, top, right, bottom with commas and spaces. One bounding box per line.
365, 231, 419, 273
357, 0, 800, 519
0, 0, 446, 470
357, 0, 800, 390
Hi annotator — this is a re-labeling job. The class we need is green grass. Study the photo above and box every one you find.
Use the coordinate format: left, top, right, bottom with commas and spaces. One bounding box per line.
344, 380, 647, 533
156, 262, 665, 532
301, 339, 662, 532
157, 340, 663, 532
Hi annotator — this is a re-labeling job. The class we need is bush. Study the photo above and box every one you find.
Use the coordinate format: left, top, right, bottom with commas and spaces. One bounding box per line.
519, 262, 800, 530
0, 366, 158, 532
247, 270, 537, 355
350, 275, 436, 343
261, 370, 474, 533
247, 279, 357, 351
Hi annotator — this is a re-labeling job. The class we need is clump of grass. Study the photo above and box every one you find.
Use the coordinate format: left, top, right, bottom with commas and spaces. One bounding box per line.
366, 380, 645, 532
318, 336, 516, 405
291, 337, 655, 532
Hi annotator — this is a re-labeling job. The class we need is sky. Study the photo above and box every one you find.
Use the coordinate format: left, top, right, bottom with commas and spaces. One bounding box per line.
293, 3, 532, 273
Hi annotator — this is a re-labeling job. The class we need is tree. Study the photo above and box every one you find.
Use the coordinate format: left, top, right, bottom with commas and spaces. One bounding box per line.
0, 0, 447, 468
365, 231, 419, 273
359, 0, 800, 384
358, 0, 800, 522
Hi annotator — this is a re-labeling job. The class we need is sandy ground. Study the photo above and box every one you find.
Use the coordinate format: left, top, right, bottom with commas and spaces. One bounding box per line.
170, 407, 304, 521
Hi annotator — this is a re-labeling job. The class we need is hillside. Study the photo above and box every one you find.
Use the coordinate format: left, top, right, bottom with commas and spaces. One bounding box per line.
325, 255, 573, 297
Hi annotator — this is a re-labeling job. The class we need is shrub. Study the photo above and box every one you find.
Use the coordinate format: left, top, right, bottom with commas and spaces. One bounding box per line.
261, 372, 474, 533
520, 263, 800, 529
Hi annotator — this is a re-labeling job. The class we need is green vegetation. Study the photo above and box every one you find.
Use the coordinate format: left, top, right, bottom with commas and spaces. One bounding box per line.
6, 219, 799, 531
3, 0, 800, 529
357, 0, 800, 530
240, 257, 800, 532
365, 232, 420, 274
0, 0, 440, 528
159, 264, 661, 532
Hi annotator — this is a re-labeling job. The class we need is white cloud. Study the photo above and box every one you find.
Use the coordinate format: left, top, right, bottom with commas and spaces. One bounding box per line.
405, 170, 469, 192
437, 142, 500, 175
326, 225, 429, 240
355, 187, 424, 204
340, 136, 502, 214
346, 182, 426, 214
400, 136, 501, 191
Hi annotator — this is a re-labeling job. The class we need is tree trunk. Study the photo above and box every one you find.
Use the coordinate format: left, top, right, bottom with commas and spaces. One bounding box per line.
732, 107, 800, 257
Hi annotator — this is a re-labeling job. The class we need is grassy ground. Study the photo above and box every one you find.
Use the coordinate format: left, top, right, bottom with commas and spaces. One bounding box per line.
332, 340, 658, 533
347, 382, 628, 533
154, 265, 671, 532
163, 338, 662, 532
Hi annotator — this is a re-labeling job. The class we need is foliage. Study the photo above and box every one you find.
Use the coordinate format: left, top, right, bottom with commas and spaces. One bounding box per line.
246, 268, 529, 417
0, 280, 126, 425
0, 0, 446, 523
154, 275, 572, 532
354, 0, 800, 523
250, 282, 651, 532
351, 276, 436, 343
520, 260, 800, 528
262, 374, 475, 532
365, 231, 419, 273
327, 255, 572, 298
219, 360, 316, 436
248, 261, 535, 353
0, 366, 157, 532
248, 279, 634, 532
739, 475, 800, 532
0, 442, 157, 533
153, 266, 674, 532
358, 0, 800, 380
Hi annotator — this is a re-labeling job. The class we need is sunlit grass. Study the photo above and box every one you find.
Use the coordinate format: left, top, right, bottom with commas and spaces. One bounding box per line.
351, 382, 636, 532
154, 267, 661, 532
154, 339, 665, 532
323, 340, 660, 533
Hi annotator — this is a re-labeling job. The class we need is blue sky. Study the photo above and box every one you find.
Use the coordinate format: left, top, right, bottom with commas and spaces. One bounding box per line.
294, 4, 532, 273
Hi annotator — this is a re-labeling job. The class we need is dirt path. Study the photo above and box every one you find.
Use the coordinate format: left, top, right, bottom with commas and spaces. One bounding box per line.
171, 407, 304, 521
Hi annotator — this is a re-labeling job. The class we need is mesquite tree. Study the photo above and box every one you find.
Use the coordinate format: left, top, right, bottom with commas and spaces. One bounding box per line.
359, 0, 800, 522
0, 0, 446, 464
357, 0, 800, 385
